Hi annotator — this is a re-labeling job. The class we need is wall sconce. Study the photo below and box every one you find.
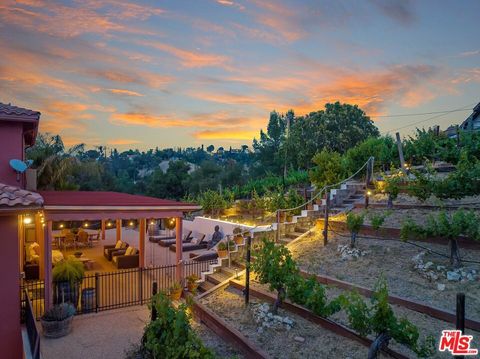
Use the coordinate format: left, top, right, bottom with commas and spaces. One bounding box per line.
23, 216, 32, 225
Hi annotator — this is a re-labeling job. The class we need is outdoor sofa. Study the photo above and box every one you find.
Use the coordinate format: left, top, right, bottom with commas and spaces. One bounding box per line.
112, 247, 139, 269
103, 241, 129, 261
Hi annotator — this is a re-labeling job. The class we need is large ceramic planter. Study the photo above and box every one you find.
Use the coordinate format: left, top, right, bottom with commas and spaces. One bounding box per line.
41, 316, 73, 338
53, 281, 80, 308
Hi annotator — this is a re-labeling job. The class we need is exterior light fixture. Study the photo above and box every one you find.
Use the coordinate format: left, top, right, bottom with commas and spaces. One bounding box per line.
367, 190, 372, 196
23, 216, 32, 225
84, 222, 89, 227
150, 220, 155, 225
107, 222, 112, 227
129, 221, 134, 226
59, 223, 64, 228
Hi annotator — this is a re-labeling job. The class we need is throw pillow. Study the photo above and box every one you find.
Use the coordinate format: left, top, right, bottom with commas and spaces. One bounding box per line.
115, 241, 122, 249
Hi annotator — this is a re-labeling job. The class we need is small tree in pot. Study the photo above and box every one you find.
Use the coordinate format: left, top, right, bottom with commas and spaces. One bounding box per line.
52, 259, 85, 308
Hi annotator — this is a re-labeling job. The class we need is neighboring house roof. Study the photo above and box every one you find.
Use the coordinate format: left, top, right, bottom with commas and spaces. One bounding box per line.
39, 191, 200, 211
459, 102, 480, 131
0, 102, 41, 146
0, 182, 44, 209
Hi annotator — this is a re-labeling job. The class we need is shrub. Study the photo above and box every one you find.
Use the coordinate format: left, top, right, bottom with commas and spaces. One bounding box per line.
369, 212, 387, 230
252, 238, 298, 313
52, 259, 84, 284
340, 278, 435, 358
142, 293, 214, 358
346, 212, 364, 248
41, 303, 76, 321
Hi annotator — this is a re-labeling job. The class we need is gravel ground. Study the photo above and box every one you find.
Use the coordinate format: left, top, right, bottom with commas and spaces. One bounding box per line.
247, 280, 480, 359
200, 286, 388, 359
191, 317, 245, 358
289, 231, 480, 322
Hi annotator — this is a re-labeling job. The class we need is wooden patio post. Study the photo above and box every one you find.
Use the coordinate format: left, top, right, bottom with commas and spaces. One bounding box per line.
139, 218, 146, 268
116, 219, 122, 242
175, 217, 183, 283
35, 213, 45, 280
101, 219, 106, 241
44, 220, 53, 311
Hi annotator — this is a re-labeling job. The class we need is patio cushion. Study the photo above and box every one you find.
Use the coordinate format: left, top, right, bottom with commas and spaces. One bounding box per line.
125, 247, 134, 256
115, 241, 122, 249
120, 241, 127, 249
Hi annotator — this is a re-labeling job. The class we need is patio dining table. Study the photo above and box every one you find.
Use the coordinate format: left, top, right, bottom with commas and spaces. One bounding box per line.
53, 232, 99, 250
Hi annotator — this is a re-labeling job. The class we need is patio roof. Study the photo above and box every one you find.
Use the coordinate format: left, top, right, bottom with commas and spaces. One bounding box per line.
39, 190, 201, 221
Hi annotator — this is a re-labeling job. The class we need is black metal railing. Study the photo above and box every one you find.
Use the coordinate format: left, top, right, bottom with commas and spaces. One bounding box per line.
20, 259, 216, 319
24, 290, 40, 359
21, 279, 45, 320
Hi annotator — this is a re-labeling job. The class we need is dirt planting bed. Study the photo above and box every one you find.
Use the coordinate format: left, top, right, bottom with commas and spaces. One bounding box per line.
200, 286, 387, 359
191, 317, 245, 358
289, 230, 480, 322
371, 193, 480, 208
246, 281, 480, 359
352, 207, 480, 228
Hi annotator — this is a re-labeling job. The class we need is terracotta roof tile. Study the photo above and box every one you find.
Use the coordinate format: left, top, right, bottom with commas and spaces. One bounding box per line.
0, 102, 40, 118
0, 183, 44, 208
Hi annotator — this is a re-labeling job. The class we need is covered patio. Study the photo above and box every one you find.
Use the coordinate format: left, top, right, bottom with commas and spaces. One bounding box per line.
23, 190, 200, 312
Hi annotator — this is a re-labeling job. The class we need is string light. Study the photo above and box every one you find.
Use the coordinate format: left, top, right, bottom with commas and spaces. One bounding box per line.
129, 221, 134, 226
84, 222, 89, 227
107, 222, 112, 227
59, 223, 64, 229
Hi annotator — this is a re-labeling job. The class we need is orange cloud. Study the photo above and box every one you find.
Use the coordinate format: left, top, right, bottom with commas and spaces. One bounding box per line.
0, 0, 164, 38
106, 88, 144, 97
137, 40, 231, 69
87, 69, 173, 89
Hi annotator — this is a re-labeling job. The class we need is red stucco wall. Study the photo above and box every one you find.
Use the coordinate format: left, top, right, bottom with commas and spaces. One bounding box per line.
0, 122, 25, 187
0, 215, 22, 358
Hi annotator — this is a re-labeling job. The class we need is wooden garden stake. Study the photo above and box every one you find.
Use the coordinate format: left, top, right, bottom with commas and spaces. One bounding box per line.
244, 236, 251, 305
151, 281, 158, 321
323, 190, 330, 246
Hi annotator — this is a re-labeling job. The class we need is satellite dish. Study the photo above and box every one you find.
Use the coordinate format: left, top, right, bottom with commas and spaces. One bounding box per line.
9, 159, 32, 182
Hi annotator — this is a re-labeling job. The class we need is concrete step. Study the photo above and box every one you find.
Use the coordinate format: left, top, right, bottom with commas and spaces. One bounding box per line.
295, 226, 310, 233
221, 266, 244, 278
207, 270, 231, 285
198, 280, 216, 293
286, 231, 304, 240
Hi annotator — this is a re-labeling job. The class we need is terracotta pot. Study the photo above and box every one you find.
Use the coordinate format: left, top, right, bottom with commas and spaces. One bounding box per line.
170, 288, 182, 301
217, 249, 228, 258
234, 235, 244, 245
187, 282, 198, 293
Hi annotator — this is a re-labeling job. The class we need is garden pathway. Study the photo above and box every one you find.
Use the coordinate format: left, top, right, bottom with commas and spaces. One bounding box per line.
41, 306, 149, 359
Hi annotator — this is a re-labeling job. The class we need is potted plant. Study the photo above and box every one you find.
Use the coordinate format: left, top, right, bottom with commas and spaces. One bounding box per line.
216, 242, 228, 258
186, 274, 199, 293
52, 259, 85, 308
40, 303, 76, 338
169, 282, 182, 301
233, 227, 244, 245
227, 239, 236, 251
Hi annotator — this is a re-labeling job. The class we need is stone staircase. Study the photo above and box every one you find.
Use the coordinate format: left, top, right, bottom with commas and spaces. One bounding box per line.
192, 180, 366, 292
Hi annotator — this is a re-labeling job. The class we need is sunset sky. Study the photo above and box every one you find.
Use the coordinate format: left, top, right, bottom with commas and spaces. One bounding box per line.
1, 0, 479, 150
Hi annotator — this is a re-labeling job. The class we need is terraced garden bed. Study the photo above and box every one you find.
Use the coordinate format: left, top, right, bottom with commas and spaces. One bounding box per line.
288, 230, 480, 322
200, 286, 387, 358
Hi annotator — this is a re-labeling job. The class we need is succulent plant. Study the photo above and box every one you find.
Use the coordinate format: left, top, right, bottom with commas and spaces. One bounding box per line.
42, 303, 76, 321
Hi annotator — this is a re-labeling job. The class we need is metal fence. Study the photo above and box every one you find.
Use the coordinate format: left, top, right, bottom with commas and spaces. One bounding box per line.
21, 259, 216, 319
23, 290, 41, 359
